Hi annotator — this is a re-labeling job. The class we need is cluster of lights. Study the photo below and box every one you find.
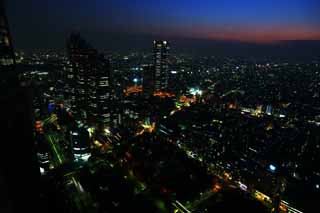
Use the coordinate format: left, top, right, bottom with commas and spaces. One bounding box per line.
74, 153, 91, 162
189, 88, 203, 96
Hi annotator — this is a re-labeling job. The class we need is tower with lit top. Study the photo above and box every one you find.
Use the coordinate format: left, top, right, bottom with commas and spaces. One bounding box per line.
153, 40, 170, 92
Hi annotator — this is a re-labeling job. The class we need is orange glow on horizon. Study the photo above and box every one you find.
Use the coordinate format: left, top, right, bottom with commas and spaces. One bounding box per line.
164, 24, 320, 43
205, 27, 320, 43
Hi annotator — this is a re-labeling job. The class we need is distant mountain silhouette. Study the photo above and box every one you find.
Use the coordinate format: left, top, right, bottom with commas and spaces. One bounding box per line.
19, 29, 320, 60
170, 38, 320, 60
87, 31, 320, 60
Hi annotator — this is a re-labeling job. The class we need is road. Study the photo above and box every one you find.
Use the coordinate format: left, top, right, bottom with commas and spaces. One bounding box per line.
42, 115, 95, 212
46, 133, 65, 166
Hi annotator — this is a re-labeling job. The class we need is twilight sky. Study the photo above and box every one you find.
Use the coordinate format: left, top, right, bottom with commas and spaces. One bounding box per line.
6, 0, 320, 50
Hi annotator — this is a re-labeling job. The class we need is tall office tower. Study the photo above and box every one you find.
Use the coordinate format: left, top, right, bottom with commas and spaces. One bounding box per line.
67, 34, 111, 127
0, 1, 39, 212
67, 33, 97, 121
88, 54, 111, 127
64, 61, 77, 113
110, 70, 123, 129
153, 40, 170, 92
142, 64, 155, 97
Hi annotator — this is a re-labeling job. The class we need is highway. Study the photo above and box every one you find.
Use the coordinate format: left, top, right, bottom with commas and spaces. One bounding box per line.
42, 114, 95, 212
46, 133, 65, 166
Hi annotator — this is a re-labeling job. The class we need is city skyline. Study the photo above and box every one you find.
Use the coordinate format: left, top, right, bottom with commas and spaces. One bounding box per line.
6, 0, 320, 51
1, 1, 319, 212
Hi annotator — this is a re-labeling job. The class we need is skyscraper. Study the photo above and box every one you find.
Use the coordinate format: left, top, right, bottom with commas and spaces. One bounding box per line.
142, 64, 155, 97
89, 54, 111, 126
67, 34, 111, 127
67, 33, 96, 120
153, 40, 170, 92
0, 1, 39, 212
63, 60, 77, 114
0, 0, 15, 80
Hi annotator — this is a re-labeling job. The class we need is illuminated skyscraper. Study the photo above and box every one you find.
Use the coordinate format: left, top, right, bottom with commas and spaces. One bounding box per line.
67, 33, 96, 120
153, 40, 170, 91
67, 34, 111, 126
64, 60, 77, 113
89, 54, 111, 126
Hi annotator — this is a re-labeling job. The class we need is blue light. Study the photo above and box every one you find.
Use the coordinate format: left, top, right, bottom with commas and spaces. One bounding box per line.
48, 104, 55, 111
133, 78, 138, 83
269, 164, 276, 171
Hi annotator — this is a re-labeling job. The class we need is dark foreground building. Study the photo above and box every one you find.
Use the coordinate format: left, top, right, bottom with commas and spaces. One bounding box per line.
0, 1, 39, 212
142, 64, 154, 97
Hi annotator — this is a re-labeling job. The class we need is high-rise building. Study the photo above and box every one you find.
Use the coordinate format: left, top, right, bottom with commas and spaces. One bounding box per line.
70, 127, 91, 162
0, 1, 39, 212
67, 33, 97, 120
153, 40, 170, 92
66, 34, 111, 127
0, 0, 15, 81
63, 60, 77, 113
89, 54, 111, 126
142, 64, 154, 97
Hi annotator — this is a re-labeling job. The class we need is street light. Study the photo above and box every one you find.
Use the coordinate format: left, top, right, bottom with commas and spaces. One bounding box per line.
269, 164, 276, 172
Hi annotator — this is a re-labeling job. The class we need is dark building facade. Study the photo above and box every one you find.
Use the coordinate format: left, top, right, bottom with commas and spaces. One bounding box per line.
153, 40, 170, 92
66, 34, 111, 127
0, 1, 39, 212
142, 64, 155, 97
89, 54, 111, 126
64, 60, 77, 114
67, 34, 97, 120
0, 0, 15, 79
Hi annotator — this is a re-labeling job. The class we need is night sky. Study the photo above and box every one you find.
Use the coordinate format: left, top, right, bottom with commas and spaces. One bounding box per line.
6, 0, 320, 53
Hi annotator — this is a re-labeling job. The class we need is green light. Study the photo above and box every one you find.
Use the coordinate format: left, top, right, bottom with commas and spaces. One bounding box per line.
154, 200, 166, 211
47, 135, 64, 164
